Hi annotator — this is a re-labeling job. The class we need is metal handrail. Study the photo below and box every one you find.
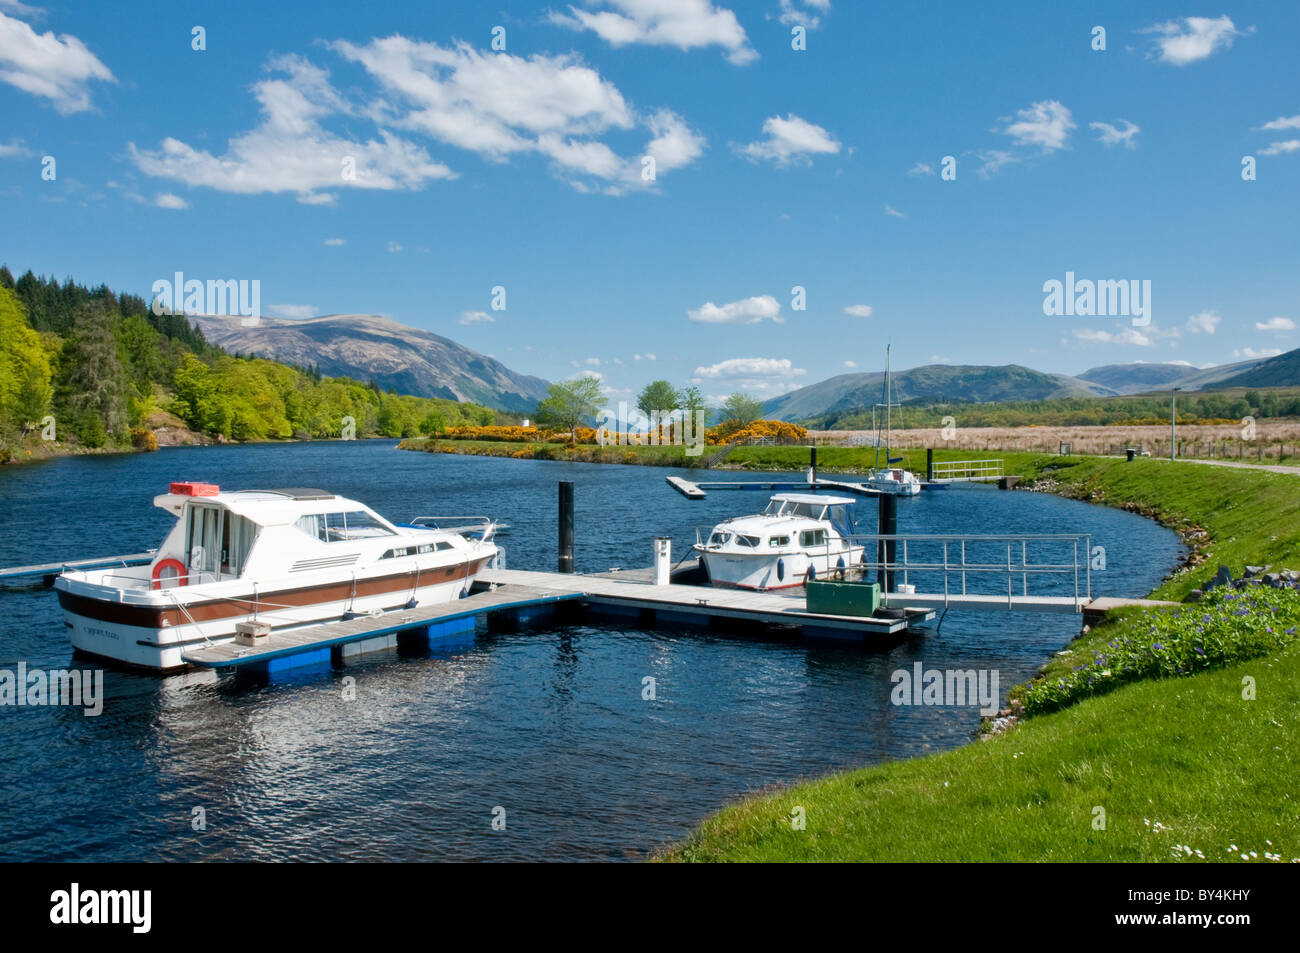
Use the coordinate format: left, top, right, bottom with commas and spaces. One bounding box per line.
820, 532, 1092, 606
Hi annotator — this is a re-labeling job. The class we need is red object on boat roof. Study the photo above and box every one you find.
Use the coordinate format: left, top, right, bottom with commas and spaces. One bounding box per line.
169, 482, 220, 497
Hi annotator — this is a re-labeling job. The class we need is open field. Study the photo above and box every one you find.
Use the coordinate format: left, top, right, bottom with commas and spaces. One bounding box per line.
663, 453, 1300, 862
812, 419, 1300, 462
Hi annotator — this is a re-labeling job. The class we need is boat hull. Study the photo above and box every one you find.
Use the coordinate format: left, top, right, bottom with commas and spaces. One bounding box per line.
699, 546, 864, 591
59, 560, 490, 672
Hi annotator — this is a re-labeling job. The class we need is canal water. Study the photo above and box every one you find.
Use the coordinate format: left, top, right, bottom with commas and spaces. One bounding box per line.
0, 441, 1183, 861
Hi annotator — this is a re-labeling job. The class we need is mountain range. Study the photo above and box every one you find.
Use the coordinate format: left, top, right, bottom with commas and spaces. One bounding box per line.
193, 312, 1299, 422
194, 313, 549, 414
762, 351, 1299, 422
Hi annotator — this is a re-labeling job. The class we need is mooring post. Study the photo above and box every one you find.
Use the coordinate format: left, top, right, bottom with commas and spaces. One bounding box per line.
810, 446, 818, 483
877, 493, 897, 592
558, 480, 574, 573
926, 448, 934, 483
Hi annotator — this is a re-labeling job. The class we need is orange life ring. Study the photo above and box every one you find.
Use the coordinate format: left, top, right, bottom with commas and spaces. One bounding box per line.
151, 558, 189, 590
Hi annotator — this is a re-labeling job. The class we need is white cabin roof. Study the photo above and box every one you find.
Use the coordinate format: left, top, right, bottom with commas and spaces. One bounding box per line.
152, 488, 382, 527
770, 493, 856, 506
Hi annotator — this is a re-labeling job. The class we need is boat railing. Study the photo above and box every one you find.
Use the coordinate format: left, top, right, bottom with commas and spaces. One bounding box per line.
408, 516, 497, 541
814, 533, 1093, 607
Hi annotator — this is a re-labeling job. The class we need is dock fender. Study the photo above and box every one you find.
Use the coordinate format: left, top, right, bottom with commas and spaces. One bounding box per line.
806, 566, 816, 583
151, 558, 189, 590
776, 559, 785, 582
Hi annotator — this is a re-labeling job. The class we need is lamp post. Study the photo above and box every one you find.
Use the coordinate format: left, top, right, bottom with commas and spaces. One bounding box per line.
1170, 387, 1181, 461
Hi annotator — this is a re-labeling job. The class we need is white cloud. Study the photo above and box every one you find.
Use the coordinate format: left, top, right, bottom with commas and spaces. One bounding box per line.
129, 55, 454, 203
883, 203, 904, 218
0, 137, 32, 158
1233, 347, 1282, 359
929, 355, 952, 364
644, 108, 706, 172
691, 356, 800, 390
999, 100, 1075, 152
634, 352, 656, 361
1256, 114, 1300, 132
1255, 316, 1295, 332
843, 304, 872, 318
1142, 15, 1244, 66
323, 237, 346, 246
458, 310, 494, 325
842, 359, 856, 367
1260, 140, 1300, 156
1186, 311, 1220, 334
688, 294, 782, 325
1073, 327, 1155, 347
551, 0, 757, 65
333, 37, 704, 194
907, 161, 934, 176
154, 192, 188, 210
268, 304, 319, 318
738, 114, 840, 166
974, 149, 1018, 177
387, 241, 403, 253
0, 10, 114, 114
584, 356, 602, 366
1090, 119, 1140, 148
776, 0, 831, 29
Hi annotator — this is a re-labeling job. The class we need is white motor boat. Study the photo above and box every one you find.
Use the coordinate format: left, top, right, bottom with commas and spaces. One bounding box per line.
694, 493, 865, 590
54, 483, 500, 672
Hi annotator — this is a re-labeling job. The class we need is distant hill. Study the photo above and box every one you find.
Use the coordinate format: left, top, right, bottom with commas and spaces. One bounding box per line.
762, 364, 1115, 422
1077, 362, 1200, 394
193, 313, 549, 413
1215, 347, 1300, 388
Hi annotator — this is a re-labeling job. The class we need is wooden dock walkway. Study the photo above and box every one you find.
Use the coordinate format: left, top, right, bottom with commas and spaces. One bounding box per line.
0, 551, 156, 583
666, 475, 883, 499
477, 568, 933, 634
182, 584, 583, 670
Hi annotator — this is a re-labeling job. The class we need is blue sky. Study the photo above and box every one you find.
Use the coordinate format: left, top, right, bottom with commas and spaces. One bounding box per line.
2, 0, 1298, 404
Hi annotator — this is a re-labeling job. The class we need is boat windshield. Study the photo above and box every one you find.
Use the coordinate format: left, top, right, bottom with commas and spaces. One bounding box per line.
763, 500, 827, 520
296, 511, 396, 542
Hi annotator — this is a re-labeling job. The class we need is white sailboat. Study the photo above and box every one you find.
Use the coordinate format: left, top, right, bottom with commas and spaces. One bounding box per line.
863, 344, 922, 496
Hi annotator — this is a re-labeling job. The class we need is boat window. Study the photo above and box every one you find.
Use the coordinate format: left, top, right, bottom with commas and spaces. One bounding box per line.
799, 529, 827, 547
708, 532, 731, 546
769, 535, 789, 548
763, 500, 784, 516
297, 511, 395, 542
295, 514, 327, 542
735, 535, 761, 548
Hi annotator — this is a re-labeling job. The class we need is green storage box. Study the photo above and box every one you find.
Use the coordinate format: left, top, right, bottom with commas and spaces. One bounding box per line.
805, 580, 881, 617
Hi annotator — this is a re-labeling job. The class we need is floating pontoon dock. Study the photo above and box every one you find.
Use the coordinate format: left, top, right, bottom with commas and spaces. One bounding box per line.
0, 551, 156, 585
176, 566, 937, 675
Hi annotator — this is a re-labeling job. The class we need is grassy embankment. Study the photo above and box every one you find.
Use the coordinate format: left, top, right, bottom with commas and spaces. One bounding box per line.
656, 452, 1300, 861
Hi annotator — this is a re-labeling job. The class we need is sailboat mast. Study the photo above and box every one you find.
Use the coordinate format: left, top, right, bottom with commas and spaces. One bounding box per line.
885, 344, 892, 459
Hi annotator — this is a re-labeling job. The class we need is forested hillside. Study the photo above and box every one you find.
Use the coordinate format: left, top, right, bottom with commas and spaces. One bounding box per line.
0, 267, 504, 462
